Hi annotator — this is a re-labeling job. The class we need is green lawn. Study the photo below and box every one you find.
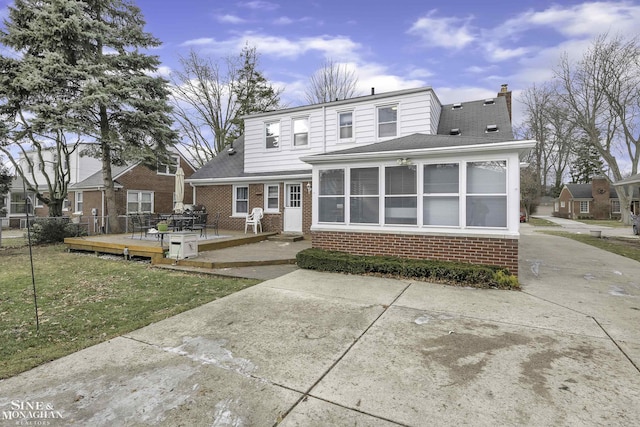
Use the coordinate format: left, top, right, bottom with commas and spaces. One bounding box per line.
528, 217, 560, 227
0, 243, 258, 379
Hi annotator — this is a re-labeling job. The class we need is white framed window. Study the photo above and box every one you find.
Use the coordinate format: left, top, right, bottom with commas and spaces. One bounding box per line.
233, 185, 249, 216
612, 200, 621, 213
385, 165, 417, 225
466, 161, 507, 227
75, 191, 83, 213
293, 117, 309, 147
62, 198, 70, 211
127, 190, 154, 213
265, 121, 280, 149
580, 201, 589, 213
350, 167, 379, 224
158, 155, 179, 175
11, 193, 34, 215
560, 201, 566, 208
423, 163, 459, 226
265, 184, 279, 212
338, 111, 353, 141
377, 104, 398, 138
318, 169, 345, 223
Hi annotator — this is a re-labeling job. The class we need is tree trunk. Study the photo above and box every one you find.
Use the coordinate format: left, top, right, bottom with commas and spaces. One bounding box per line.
48, 199, 64, 217
100, 105, 122, 233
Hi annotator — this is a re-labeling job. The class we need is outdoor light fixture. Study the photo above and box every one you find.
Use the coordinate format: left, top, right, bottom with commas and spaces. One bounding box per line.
396, 158, 412, 166
306, 182, 312, 193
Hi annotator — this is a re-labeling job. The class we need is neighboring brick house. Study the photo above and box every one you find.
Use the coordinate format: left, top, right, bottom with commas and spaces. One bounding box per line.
188, 85, 535, 276
69, 150, 196, 231
554, 177, 640, 219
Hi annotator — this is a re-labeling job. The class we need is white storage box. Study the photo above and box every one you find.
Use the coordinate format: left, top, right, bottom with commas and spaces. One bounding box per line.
168, 232, 198, 259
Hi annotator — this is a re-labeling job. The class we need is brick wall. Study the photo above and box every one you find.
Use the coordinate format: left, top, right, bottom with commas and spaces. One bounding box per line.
312, 231, 519, 276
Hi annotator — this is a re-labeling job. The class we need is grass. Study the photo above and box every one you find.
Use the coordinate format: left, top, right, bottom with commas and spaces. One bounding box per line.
574, 219, 627, 228
542, 230, 640, 263
528, 217, 560, 227
0, 243, 258, 379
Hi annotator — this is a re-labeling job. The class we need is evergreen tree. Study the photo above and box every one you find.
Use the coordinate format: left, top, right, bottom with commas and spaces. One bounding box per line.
569, 141, 606, 183
229, 45, 283, 144
0, 0, 177, 230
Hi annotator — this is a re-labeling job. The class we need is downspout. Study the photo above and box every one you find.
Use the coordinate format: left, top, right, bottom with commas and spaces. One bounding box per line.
101, 189, 105, 233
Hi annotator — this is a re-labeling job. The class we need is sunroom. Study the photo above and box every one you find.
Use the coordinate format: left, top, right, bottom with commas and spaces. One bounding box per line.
302, 134, 535, 276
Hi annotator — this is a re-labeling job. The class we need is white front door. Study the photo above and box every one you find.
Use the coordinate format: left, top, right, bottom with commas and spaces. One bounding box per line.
284, 183, 302, 233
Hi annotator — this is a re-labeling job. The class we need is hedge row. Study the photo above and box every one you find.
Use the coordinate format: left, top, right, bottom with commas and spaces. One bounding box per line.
296, 248, 519, 289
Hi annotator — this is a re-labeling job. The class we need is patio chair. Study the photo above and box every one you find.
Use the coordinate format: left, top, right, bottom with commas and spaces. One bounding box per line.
244, 207, 263, 234
130, 214, 151, 239
188, 212, 208, 238
210, 212, 220, 236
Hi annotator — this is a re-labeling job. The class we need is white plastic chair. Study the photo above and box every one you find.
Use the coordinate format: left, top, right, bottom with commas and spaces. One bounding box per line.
244, 207, 263, 234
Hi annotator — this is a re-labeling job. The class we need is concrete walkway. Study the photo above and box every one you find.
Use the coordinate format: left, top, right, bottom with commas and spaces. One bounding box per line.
1, 230, 639, 425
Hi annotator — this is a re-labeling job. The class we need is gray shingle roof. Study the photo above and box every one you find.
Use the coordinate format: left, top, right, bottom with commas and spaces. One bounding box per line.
565, 183, 593, 199
437, 96, 514, 139
70, 165, 129, 189
306, 133, 513, 158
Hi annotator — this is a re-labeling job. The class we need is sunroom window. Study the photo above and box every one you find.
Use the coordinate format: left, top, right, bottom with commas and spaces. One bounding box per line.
385, 165, 416, 225
350, 167, 379, 224
423, 163, 459, 226
319, 169, 345, 222
466, 161, 507, 227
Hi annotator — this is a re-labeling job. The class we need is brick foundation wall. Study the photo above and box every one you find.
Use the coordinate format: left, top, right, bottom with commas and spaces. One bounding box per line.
312, 231, 519, 276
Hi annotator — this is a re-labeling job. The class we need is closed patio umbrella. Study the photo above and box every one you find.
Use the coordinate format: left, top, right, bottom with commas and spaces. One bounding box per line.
174, 166, 185, 213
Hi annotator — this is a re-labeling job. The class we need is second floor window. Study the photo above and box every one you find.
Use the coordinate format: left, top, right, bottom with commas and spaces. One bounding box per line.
293, 118, 309, 147
339, 112, 353, 140
266, 122, 280, 149
378, 105, 397, 138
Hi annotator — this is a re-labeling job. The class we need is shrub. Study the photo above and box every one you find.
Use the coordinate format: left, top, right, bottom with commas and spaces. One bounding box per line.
296, 248, 519, 290
28, 218, 86, 244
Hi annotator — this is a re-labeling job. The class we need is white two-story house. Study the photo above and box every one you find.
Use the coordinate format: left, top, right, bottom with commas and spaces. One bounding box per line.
187, 85, 535, 276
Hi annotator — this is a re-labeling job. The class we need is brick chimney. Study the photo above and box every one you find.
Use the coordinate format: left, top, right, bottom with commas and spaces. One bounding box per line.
591, 176, 610, 219
497, 83, 512, 122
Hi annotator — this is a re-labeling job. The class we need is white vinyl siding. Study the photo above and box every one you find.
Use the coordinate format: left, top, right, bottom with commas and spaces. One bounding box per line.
243, 89, 439, 174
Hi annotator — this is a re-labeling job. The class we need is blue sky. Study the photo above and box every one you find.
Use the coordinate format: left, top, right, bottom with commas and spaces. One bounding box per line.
1, 0, 639, 128
130, 0, 640, 127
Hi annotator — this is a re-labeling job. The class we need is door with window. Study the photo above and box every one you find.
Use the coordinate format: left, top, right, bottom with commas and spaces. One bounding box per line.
284, 183, 302, 233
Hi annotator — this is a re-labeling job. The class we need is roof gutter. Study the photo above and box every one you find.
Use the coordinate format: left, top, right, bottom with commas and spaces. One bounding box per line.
187, 172, 312, 186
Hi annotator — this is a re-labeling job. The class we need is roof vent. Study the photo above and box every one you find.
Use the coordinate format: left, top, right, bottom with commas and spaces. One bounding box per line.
485, 124, 498, 133
452, 103, 462, 110
228, 147, 236, 155
450, 128, 461, 135
484, 98, 495, 105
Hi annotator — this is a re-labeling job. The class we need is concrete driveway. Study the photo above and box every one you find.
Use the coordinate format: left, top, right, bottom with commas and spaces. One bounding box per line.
1, 231, 639, 426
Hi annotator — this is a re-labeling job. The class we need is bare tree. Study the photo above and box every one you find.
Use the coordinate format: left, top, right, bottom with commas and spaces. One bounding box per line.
520, 83, 578, 196
171, 46, 282, 167
555, 34, 640, 223
304, 59, 360, 104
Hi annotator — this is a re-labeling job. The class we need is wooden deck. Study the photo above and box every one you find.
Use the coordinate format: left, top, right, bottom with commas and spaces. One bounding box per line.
64, 229, 279, 265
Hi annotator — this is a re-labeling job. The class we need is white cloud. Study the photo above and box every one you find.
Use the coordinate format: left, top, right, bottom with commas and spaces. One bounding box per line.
408, 10, 476, 49
181, 33, 362, 60
216, 14, 247, 25
273, 16, 293, 25
240, 1, 279, 11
